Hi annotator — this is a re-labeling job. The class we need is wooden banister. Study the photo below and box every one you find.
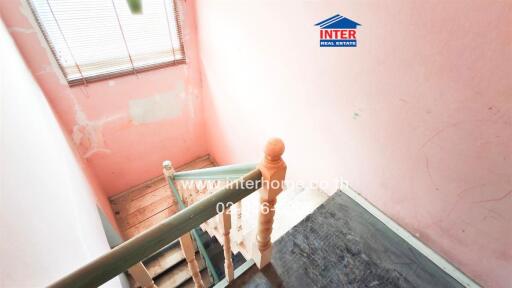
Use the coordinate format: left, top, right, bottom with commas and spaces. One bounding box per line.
174, 163, 257, 180
253, 138, 287, 268
48, 169, 262, 288
163, 161, 221, 283
48, 139, 286, 287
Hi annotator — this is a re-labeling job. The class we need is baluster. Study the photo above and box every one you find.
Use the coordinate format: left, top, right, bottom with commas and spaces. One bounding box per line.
253, 138, 287, 268
128, 262, 157, 288
212, 181, 220, 230
193, 181, 201, 203
179, 232, 205, 288
235, 201, 243, 244
220, 209, 234, 282
196, 180, 207, 231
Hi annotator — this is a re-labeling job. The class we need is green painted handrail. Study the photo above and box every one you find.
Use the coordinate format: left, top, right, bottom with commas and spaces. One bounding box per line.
165, 174, 220, 283
174, 163, 258, 180
48, 169, 262, 288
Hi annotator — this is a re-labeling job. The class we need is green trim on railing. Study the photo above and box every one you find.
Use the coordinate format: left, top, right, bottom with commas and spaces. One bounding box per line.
48, 169, 262, 288
166, 175, 220, 283
174, 163, 258, 180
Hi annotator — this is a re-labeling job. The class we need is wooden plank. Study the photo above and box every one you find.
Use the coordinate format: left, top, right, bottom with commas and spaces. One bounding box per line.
110, 156, 216, 237
181, 267, 212, 288
120, 195, 178, 231
123, 205, 179, 239
144, 243, 197, 278
111, 176, 167, 205
154, 253, 205, 288
116, 186, 173, 218
111, 155, 213, 206
177, 156, 214, 171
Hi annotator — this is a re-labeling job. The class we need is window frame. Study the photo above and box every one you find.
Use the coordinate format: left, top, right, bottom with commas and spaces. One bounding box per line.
27, 0, 187, 86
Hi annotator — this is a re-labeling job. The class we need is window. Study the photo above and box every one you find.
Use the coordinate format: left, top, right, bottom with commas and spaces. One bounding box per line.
28, 0, 185, 85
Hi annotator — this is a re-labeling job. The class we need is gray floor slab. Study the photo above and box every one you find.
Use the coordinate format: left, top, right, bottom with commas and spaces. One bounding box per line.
230, 191, 463, 288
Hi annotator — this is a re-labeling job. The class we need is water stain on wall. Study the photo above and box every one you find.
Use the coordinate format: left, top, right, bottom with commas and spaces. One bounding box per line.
128, 84, 184, 124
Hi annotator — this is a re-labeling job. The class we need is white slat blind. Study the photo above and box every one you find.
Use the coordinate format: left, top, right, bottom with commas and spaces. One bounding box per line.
29, 0, 185, 85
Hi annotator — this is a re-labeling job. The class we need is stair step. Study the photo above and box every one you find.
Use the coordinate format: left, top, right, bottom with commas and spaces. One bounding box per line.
142, 228, 212, 279
178, 268, 212, 288
154, 253, 205, 288
143, 242, 185, 279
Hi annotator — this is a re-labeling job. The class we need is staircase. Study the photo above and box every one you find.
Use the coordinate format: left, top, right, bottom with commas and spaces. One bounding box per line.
110, 154, 329, 287
50, 139, 478, 288
137, 234, 208, 288
110, 156, 217, 287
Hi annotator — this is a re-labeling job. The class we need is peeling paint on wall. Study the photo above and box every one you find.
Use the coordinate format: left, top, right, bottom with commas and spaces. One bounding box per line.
128, 84, 184, 124
7, 27, 34, 34
19, 0, 67, 84
70, 93, 124, 158
3, 0, 206, 197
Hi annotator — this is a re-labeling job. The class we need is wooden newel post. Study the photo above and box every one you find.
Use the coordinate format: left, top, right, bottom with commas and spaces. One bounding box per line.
253, 138, 287, 268
163, 160, 186, 204
162, 160, 175, 179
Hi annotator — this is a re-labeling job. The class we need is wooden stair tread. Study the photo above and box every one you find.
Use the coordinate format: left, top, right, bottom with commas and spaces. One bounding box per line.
112, 156, 217, 288
144, 244, 185, 279
178, 268, 211, 288
110, 155, 215, 240
111, 155, 214, 204
154, 253, 205, 288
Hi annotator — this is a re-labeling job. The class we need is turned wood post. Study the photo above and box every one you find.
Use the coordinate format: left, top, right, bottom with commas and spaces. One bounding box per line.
235, 201, 243, 244
253, 138, 287, 268
127, 262, 157, 288
162, 160, 175, 179
179, 233, 205, 288
220, 210, 234, 282
163, 160, 187, 205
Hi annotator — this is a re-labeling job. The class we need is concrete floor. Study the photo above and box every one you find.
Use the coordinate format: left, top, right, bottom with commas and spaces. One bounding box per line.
230, 191, 463, 288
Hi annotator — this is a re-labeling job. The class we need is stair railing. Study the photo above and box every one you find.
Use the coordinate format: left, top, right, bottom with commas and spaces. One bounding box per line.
162, 160, 221, 284
48, 138, 286, 288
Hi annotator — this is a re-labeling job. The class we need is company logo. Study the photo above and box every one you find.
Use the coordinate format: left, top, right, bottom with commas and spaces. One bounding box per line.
315, 14, 361, 47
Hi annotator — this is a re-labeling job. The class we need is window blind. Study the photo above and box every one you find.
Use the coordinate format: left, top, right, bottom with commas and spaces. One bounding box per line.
28, 0, 186, 85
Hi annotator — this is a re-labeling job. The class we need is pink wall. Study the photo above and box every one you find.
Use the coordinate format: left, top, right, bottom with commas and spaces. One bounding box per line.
195, 1, 512, 287
0, 0, 207, 201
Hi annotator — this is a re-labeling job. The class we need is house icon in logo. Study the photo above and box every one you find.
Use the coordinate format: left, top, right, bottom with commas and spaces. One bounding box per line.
315, 14, 361, 47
